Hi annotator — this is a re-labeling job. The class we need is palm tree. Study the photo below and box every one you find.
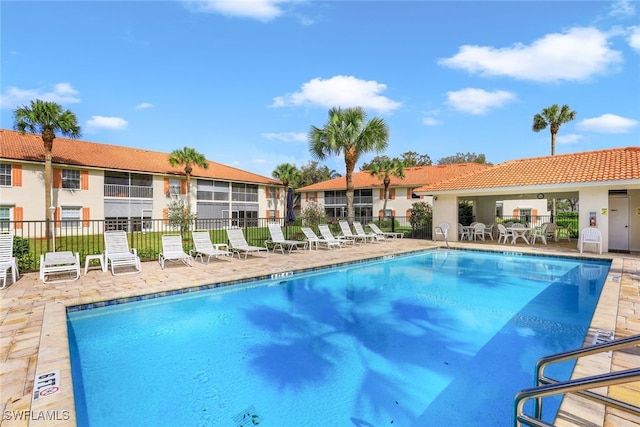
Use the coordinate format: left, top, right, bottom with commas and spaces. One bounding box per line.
168, 147, 208, 211
367, 157, 405, 215
309, 107, 389, 224
13, 99, 81, 250
273, 163, 302, 220
532, 104, 577, 155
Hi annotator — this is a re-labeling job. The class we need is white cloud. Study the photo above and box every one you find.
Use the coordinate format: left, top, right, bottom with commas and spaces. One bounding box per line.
1, 82, 81, 109
421, 117, 440, 126
576, 114, 638, 133
86, 116, 128, 131
135, 102, 154, 109
254, 158, 267, 163
628, 26, 640, 51
557, 133, 583, 144
610, 0, 635, 17
438, 27, 622, 82
445, 88, 516, 115
262, 132, 307, 142
182, 0, 286, 21
272, 75, 402, 114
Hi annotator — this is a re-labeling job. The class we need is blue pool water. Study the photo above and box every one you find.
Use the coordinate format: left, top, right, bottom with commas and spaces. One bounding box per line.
68, 250, 610, 426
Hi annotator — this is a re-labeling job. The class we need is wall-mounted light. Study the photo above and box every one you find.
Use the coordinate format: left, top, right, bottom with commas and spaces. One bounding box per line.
433, 196, 438, 201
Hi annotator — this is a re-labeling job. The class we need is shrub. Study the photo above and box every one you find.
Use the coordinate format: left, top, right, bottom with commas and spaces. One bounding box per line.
300, 202, 328, 228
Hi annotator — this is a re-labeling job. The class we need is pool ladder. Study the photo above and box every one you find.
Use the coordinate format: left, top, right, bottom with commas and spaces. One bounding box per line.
513, 333, 640, 426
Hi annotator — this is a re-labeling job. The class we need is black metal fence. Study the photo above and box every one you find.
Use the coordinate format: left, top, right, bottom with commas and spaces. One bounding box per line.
4, 215, 427, 273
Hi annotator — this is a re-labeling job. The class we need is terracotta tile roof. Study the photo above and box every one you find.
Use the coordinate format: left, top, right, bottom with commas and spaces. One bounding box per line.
296, 162, 491, 192
417, 147, 640, 193
0, 129, 281, 185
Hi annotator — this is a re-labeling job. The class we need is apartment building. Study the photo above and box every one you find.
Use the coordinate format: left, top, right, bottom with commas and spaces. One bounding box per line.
0, 129, 285, 235
296, 163, 492, 219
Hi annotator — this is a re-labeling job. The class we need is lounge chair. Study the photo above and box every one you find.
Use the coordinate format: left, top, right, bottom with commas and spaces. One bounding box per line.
434, 222, 449, 241
353, 221, 381, 242
368, 223, 404, 239
301, 227, 341, 250
266, 223, 308, 253
226, 228, 269, 260
338, 220, 367, 244
578, 227, 602, 254
39, 251, 81, 284
103, 230, 141, 275
191, 231, 232, 263
0, 233, 19, 287
319, 224, 354, 246
159, 234, 193, 269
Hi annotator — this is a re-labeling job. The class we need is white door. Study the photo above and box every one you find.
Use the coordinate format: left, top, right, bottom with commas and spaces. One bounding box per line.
608, 197, 629, 252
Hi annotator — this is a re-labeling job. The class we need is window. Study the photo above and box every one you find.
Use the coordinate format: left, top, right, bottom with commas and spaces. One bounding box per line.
62, 169, 80, 189
268, 210, 276, 221
0, 207, 9, 231
61, 207, 81, 227
168, 178, 181, 196
519, 208, 532, 224
0, 164, 11, 186
232, 184, 258, 202
268, 187, 276, 199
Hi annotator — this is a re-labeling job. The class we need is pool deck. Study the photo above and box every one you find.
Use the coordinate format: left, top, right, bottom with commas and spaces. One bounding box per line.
1, 238, 638, 427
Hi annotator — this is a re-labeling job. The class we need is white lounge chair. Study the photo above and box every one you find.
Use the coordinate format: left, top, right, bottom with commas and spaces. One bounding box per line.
338, 220, 367, 244
191, 231, 232, 263
319, 224, 354, 246
267, 223, 308, 254
0, 233, 19, 287
353, 221, 381, 242
159, 234, 193, 269
104, 230, 141, 275
434, 222, 449, 241
39, 251, 80, 284
368, 222, 404, 239
578, 227, 603, 254
301, 227, 341, 250
226, 228, 269, 260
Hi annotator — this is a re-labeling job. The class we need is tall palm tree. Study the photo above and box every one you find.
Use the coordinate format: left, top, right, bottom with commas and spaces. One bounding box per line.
367, 157, 406, 215
309, 107, 389, 224
168, 147, 208, 211
532, 104, 577, 155
273, 163, 302, 219
13, 99, 81, 250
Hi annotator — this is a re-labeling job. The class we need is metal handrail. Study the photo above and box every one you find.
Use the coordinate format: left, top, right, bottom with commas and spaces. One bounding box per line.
513, 334, 640, 427
514, 368, 640, 427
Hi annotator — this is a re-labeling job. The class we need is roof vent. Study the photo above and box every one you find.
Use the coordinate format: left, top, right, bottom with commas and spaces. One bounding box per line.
609, 190, 627, 195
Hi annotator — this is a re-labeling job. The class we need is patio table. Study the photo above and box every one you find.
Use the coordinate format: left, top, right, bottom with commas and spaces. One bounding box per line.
506, 227, 533, 245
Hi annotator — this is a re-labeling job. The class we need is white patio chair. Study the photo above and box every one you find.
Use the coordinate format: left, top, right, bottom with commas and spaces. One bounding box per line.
337, 220, 362, 244
556, 223, 572, 242
458, 223, 470, 241
578, 227, 602, 254
225, 228, 269, 260
544, 223, 558, 242
104, 230, 141, 275
497, 224, 513, 244
367, 223, 404, 239
434, 222, 450, 241
301, 227, 341, 250
191, 231, 232, 263
0, 233, 19, 287
159, 234, 193, 269
483, 223, 495, 240
266, 223, 308, 254
353, 221, 381, 242
472, 223, 486, 241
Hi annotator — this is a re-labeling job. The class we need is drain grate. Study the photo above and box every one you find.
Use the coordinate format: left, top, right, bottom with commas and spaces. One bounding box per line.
232, 405, 263, 426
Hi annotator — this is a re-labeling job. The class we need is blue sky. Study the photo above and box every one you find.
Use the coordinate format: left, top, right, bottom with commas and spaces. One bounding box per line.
1, 1, 639, 178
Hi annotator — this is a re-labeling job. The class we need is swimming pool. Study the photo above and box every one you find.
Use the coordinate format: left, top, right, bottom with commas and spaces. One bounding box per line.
68, 250, 610, 426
